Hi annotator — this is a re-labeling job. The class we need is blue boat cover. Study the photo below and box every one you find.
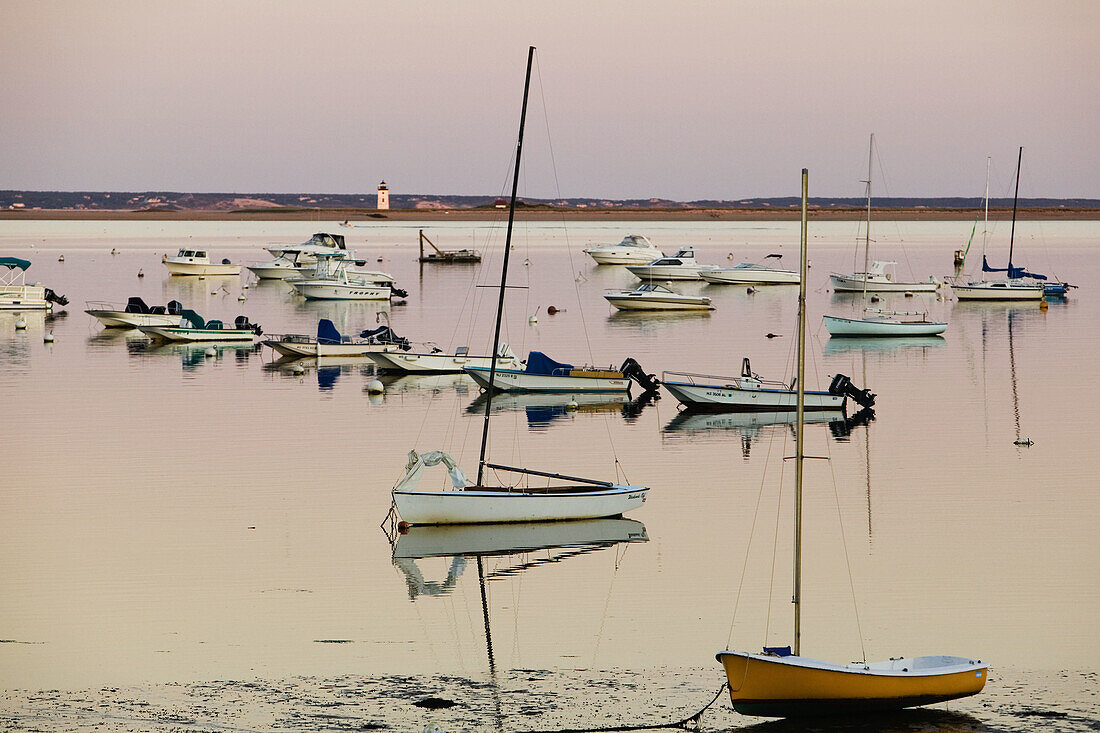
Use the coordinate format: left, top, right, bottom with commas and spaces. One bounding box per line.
316, 319, 342, 345
763, 646, 793, 657
524, 351, 573, 375
982, 255, 1047, 280
0, 257, 31, 270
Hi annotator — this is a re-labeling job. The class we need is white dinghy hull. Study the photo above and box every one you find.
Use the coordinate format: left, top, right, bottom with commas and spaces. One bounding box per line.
465, 366, 630, 393
663, 381, 843, 411
952, 281, 1044, 300
369, 351, 522, 373
823, 315, 947, 337
394, 485, 648, 526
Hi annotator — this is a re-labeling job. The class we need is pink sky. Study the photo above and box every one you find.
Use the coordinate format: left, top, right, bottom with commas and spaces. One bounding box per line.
2, 1, 1097, 198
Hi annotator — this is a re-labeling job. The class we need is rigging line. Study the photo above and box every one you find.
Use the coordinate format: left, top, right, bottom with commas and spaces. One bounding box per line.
810, 334, 867, 662
763, 439, 788, 647
872, 140, 923, 287
514, 683, 729, 733
533, 55, 622, 468
726, 402, 785, 647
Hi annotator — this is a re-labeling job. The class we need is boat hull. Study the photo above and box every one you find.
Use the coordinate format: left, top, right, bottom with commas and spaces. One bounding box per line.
700, 268, 800, 285
663, 381, 843, 411
291, 281, 392, 300
823, 315, 947, 337
85, 310, 180, 328
246, 263, 316, 280
465, 366, 630, 393
393, 517, 648, 558
0, 286, 50, 310
625, 265, 704, 281
138, 326, 256, 342
830, 274, 939, 292
952, 282, 1044, 300
393, 484, 648, 525
716, 652, 987, 718
585, 249, 663, 265
604, 293, 713, 311
164, 261, 241, 276
369, 351, 521, 373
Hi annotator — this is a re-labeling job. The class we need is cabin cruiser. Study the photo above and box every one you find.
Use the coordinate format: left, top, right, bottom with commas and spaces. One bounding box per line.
699, 254, 800, 285
288, 253, 406, 300
163, 249, 241, 276
265, 232, 349, 260
604, 282, 713, 311
584, 234, 664, 265
246, 249, 318, 280
0, 257, 68, 310
625, 248, 711, 281
86, 297, 183, 328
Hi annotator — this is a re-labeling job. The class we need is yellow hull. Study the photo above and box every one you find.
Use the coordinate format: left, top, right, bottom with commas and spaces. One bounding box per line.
717, 651, 987, 717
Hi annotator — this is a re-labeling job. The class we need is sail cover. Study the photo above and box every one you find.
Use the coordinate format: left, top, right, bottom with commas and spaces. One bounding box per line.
524, 351, 573, 375
394, 450, 469, 493
982, 256, 1047, 280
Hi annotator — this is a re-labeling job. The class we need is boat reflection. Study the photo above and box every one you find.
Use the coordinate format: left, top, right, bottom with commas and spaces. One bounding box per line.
663, 407, 874, 458
735, 707, 985, 733
128, 339, 260, 370
262, 354, 378, 392
390, 518, 649, 600
378, 372, 474, 395
823, 336, 945, 355
465, 390, 642, 431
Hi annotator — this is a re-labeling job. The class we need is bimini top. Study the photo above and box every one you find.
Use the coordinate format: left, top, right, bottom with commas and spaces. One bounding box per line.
524, 351, 574, 375
0, 257, 31, 270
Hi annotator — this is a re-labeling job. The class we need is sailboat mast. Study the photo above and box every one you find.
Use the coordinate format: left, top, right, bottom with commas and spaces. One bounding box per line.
477, 46, 536, 486
860, 134, 873, 309
793, 168, 809, 656
1007, 146, 1023, 276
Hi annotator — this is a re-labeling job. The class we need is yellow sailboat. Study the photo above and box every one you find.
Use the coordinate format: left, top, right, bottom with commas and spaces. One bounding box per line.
716, 169, 987, 717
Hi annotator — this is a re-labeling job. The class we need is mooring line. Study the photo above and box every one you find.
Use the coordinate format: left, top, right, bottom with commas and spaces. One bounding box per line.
513, 683, 727, 733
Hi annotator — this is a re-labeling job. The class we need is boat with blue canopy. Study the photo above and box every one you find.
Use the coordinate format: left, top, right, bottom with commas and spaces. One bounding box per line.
263, 318, 408, 358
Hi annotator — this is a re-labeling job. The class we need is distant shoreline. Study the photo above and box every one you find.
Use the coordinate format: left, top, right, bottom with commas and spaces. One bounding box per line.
2, 207, 1099, 222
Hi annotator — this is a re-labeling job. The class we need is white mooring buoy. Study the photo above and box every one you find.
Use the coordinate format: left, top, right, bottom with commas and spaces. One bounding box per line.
44, 332, 54, 343
204, 347, 217, 358
15, 317, 27, 330
367, 379, 385, 394
291, 363, 306, 375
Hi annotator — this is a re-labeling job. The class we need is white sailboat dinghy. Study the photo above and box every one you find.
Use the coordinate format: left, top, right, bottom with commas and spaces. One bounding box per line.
389, 47, 650, 527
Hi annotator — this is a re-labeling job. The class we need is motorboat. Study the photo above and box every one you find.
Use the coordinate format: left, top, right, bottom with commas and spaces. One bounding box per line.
137, 309, 261, 342
661, 359, 873, 412
465, 351, 657, 394
0, 257, 68, 310
699, 254, 800, 285
288, 252, 405, 301
246, 250, 317, 280
830, 260, 940, 293
163, 249, 241, 276
265, 232, 350, 260
85, 297, 183, 328
262, 319, 408, 358
368, 342, 520, 373
625, 248, 711, 280
583, 234, 663, 265
603, 282, 713, 311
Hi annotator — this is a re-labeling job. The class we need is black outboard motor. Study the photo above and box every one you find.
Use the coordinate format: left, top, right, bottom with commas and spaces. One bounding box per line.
828, 373, 876, 409
221, 258, 232, 265
235, 315, 262, 335
167, 300, 183, 315
125, 297, 150, 313
390, 286, 409, 299
620, 357, 661, 394
43, 288, 69, 307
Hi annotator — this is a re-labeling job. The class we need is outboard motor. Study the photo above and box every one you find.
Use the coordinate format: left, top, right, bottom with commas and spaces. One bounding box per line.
43, 288, 69, 307
828, 373, 876, 409
125, 297, 150, 313
221, 258, 232, 265
235, 315, 261, 335
620, 357, 661, 394
830, 406, 877, 440
390, 286, 409, 299
167, 300, 183, 315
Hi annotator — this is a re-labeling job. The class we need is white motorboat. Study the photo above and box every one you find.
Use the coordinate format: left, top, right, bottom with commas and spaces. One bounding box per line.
289, 253, 404, 301
0, 257, 68, 310
825, 136, 947, 337
163, 249, 242, 276
265, 232, 350, 260
700, 254, 800, 285
262, 319, 407, 358
625, 248, 711, 280
830, 260, 940, 292
368, 342, 520, 373
465, 351, 636, 393
583, 234, 664, 265
604, 282, 713, 311
246, 250, 317, 280
661, 359, 873, 412
138, 309, 261, 342
822, 313, 947, 336
391, 48, 650, 528
951, 148, 1047, 302
85, 297, 184, 328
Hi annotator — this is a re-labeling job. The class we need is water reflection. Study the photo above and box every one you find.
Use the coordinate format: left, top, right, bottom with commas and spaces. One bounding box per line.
127, 339, 260, 370
662, 407, 874, 458
465, 391, 633, 431
735, 708, 986, 733
292, 298, 392, 334
378, 372, 473, 394
823, 336, 946, 355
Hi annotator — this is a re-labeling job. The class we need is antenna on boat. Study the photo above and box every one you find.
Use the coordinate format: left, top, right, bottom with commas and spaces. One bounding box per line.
793, 168, 808, 656
477, 45, 536, 486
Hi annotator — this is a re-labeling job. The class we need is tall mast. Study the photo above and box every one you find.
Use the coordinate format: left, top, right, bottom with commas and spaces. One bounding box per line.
860, 134, 874, 311
793, 168, 808, 656
477, 46, 536, 486
1007, 146, 1023, 277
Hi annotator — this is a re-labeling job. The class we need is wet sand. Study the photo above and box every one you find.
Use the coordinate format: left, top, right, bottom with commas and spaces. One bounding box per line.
2, 207, 1099, 222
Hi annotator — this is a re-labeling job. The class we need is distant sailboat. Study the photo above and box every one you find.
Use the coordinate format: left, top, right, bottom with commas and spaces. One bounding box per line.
824, 135, 947, 337
390, 47, 649, 527
717, 168, 986, 717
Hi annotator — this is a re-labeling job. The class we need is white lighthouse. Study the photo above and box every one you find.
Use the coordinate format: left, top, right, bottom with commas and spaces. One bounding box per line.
377, 180, 389, 210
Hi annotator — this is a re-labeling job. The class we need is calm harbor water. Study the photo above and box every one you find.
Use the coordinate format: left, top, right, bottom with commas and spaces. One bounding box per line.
1, 218, 1097, 731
